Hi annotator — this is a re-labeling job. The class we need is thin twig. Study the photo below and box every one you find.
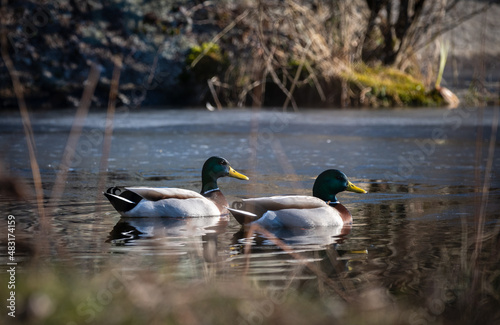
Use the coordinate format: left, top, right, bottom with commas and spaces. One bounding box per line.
238, 80, 262, 108
266, 57, 298, 112
190, 9, 249, 68
304, 63, 326, 102
243, 224, 257, 276
283, 40, 311, 111
207, 77, 223, 110
134, 44, 165, 107
417, 2, 492, 52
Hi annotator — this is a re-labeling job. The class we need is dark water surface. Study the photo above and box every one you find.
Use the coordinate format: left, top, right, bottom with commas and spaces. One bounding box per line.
1, 107, 499, 320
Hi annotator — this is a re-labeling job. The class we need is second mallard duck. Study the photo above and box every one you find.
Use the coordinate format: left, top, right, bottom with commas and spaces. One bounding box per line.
104, 156, 248, 217
229, 169, 366, 228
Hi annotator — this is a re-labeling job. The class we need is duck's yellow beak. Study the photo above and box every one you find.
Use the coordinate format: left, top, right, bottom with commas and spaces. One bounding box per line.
229, 167, 249, 180
346, 181, 367, 193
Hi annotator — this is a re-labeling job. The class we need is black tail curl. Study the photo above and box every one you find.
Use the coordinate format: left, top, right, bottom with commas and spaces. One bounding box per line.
106, 186, 122, 195
103, 187, 142, 213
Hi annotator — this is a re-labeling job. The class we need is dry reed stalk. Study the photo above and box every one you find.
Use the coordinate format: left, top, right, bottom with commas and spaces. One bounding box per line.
247, 105, 262, 196
242, 223, 352, 302
1, 12, 48, 257
242, 223, 256, 275
270, 139, 301, 191
48, 64, 100, 208
470, 6, 489, 270
471, 107, 498, 271
97, 55, 123, 198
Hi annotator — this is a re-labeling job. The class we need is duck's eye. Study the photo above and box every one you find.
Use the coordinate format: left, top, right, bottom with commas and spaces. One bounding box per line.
220, 160, 228, 166
336, 176, 344, 181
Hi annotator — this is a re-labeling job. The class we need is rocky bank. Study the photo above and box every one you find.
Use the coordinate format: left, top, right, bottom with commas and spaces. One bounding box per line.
0, 0, 498, 109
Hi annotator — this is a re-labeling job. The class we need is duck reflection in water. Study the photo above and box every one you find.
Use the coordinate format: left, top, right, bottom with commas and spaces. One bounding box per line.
232, 222, 350, 248
230, 224, 368, 283
106, 216, 228, 263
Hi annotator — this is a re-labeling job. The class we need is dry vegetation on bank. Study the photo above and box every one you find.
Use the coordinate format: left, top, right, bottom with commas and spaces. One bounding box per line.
0, 0, 496, 109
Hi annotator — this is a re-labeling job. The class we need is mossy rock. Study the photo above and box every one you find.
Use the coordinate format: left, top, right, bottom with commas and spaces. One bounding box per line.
343, 65, 441, 107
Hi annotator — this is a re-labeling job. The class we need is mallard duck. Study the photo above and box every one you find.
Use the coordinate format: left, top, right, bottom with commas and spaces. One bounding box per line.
104, 156, 248, 217
229, 169, 366, 228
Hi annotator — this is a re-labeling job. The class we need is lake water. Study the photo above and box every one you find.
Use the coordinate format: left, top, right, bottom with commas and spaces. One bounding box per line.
1, 107, 499, 322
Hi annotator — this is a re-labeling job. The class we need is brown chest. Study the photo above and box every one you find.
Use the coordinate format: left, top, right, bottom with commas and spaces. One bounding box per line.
202, 190, 229, 214
332, 203, 353, 225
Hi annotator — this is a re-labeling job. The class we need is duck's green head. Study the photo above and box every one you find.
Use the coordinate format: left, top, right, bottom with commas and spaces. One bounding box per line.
312, 169, 366, 203
201, 156, 249, 192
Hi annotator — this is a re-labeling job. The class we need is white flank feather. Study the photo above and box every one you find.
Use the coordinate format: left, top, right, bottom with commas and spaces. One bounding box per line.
254, 207, 343, 228
122, 197, 221, 218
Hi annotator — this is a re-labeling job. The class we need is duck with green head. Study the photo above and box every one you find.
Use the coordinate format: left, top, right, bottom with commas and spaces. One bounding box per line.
229, 169, 366, 228
104, 156, 249, 217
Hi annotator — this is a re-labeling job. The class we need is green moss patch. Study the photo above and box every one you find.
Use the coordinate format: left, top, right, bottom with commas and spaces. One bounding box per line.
344, 65, 442, 107
185, 42, 229, 82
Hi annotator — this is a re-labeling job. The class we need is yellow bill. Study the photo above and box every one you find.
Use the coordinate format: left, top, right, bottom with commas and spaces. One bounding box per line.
229, 167, 249, 180
346, 181, 367, 193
